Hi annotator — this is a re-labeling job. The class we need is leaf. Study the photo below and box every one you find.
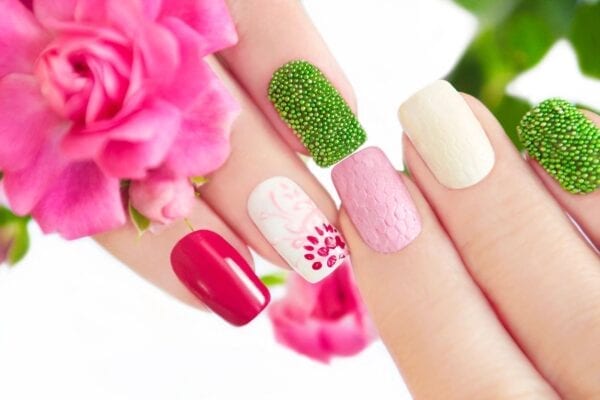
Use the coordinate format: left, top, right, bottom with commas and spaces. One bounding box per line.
448, 0, 582, 147
260, 272, 288, 288
190, 176, 208, 186
128, 202, 150, 235
491, 95, 532, 151
568, 1, 600, 78
7, 221, 29, 265
448, 0, 576, 107
453, 0, 520, 26
0, 207, 31, 266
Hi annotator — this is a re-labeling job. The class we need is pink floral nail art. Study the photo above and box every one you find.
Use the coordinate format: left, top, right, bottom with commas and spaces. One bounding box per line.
248, 177, 348, 283
303, 223, 346, 270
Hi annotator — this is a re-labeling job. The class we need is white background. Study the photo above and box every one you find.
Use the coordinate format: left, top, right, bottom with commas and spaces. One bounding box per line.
1, 1, 598, 399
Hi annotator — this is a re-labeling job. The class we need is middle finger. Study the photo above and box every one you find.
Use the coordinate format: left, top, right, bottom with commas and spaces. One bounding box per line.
199, 60, 348, 283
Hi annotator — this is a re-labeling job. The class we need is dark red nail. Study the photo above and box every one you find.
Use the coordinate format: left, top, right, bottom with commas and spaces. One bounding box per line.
171, 230, 270, 326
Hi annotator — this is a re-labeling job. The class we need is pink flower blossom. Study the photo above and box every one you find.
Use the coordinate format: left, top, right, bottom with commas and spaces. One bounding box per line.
129, 172, 195, 226
0, 0, 239, 239
269, 263, 377, 363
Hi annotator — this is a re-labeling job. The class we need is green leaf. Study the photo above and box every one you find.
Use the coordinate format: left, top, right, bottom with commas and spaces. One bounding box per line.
7, 222, 29, 265
491, 95, 532, 151
448, 0, 576, 106
448, 0, 585, 149
128, 202, 151, 235
453, 0, 520, 26
260, 272, 288, 288
0, 207, 31, 266
190, 176, 208, 186
568, 1, 600, 78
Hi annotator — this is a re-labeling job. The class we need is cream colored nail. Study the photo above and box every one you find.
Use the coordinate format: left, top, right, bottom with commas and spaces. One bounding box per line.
398, 80, 495, 189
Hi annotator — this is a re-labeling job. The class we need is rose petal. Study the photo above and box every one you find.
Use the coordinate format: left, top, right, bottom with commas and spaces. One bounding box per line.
319, 314, 376, 357
34, 0, 107, 26
0, 73, 68, 171
268, 306, 332, 363
3, 139, 66, 215
0, 0, 50, 76
268, 264, 376, 363
160, 19, 239, 177
160, 0, 237, 55
32, 161, 126, 239
96, 101, 182, 178
129, 172, 194, 225
33, 0, 78, 26
161, 108, 234, 178
102, 0, 178, 86
62, 99, 179, 160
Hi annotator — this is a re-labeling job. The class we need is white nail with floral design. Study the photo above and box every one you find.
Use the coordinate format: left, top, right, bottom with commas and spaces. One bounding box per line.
247, 176, 349, 283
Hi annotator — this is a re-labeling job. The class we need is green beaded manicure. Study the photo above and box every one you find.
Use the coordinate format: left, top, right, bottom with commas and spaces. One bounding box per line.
517, 99, 599, 194
268, 60, 367, 167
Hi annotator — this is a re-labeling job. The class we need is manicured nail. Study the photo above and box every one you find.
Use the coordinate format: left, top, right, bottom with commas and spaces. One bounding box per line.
398, 80, 495, 189
247, 176, 348, 283
171, 230, 270, 326
268, 60, 367, 167
518, 99, 599, 194
332, 147, 421, 253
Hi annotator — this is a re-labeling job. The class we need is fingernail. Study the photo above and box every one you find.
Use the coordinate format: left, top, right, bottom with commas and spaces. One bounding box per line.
247, 176, 348, 283
170, 230, 270, 326
398, 80, 495, 189
332, 147, 421, 253
518, 98, 599, 194
268, 60, 367, 167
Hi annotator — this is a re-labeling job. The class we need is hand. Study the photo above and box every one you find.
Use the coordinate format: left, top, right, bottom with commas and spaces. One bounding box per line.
95, 0, 361, 323
336, 83, 600, 399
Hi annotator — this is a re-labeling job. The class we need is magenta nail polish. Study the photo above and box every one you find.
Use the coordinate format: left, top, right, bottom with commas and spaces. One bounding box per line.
332, 147, 421, 253
171, 230, 270, 326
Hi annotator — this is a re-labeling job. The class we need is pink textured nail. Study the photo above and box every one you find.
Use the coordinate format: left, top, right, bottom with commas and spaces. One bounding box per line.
332, 147, 421, 253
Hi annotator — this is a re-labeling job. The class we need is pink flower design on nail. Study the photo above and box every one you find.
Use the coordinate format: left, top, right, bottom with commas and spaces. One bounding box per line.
303, 223, 346, 270
248, 177, 349, 282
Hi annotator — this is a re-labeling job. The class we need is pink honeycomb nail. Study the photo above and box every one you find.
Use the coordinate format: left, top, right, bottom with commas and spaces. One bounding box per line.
332, 147, 421, 253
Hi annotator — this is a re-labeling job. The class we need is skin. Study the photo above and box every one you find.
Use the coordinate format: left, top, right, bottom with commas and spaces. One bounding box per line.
96, 0, 600, 398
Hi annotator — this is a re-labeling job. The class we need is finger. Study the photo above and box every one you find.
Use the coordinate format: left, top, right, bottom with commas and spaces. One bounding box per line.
332, 147, 557, 399
518, 103, 600, 248
96, 199, 269, 326
219, 0, 366, 167
199, 60, 349, 283
399, 81, 600, 398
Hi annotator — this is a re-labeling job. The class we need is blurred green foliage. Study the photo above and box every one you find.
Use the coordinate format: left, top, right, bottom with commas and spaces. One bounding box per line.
0, 207, 30, 266
447, 0, 600, 149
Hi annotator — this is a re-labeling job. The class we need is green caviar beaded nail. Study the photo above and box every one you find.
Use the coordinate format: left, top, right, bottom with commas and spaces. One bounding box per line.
268, 60, 367, 167
517, 99, 599, 194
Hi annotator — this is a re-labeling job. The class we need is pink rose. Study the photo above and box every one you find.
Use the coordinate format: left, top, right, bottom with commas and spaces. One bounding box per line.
0, 0, 239, 239
269, 263, 377, 363
129, 172, 195, 226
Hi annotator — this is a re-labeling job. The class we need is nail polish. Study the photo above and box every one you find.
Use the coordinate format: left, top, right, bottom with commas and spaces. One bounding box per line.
332, 147, 421, 253
268, 60, 367, 167
518, 98, 599, 194
247, 176, 348, 283
398, 80, 495, 189
170, 230, 270, 326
